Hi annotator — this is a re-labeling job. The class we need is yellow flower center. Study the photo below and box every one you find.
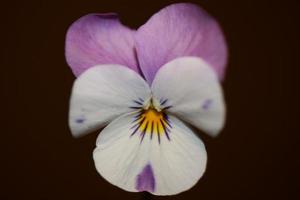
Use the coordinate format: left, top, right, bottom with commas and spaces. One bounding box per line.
130, 98, 172, 143
139, 108, 167, 135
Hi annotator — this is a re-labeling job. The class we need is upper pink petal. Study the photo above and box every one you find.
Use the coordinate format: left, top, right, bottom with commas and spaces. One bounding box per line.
65, 13, 139, 76
135, 3, 228, 83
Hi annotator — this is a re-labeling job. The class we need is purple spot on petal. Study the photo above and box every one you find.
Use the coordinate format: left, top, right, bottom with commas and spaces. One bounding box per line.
75, 118, 85, 124
136, 164, 155, 192
202, 99, 213, 110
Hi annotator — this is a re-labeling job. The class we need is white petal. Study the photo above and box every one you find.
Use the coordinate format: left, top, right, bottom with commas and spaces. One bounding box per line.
151, 57, 226, 137
69, 65, 151, 137
93, 113, 207, 195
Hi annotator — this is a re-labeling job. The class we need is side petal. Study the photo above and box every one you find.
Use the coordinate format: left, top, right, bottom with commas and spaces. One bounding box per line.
135, 3, 228, 83
151, 57, 226, 137
66, 14, 139, 76
93, 113, 207, 195
69, 64, 151, 137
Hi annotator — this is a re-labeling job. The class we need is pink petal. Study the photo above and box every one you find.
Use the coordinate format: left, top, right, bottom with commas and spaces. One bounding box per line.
135, 3, 228, 83
65, 13, 139, 76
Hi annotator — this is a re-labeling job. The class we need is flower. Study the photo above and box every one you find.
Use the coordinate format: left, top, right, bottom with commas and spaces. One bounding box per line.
66, 3, 227, 196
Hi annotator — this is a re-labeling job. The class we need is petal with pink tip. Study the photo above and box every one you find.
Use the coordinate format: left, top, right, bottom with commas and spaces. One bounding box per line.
65, 13, 139, 76
135, 3, 228, 83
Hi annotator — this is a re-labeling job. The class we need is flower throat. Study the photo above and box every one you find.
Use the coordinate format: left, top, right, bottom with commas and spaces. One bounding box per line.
130, 98, 172, 143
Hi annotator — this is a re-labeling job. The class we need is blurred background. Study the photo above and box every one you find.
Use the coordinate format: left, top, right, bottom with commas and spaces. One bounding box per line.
1, 0, 297, 199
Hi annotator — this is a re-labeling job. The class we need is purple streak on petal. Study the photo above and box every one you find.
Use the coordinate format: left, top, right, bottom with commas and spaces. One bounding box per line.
75, 117, 85, 124
135, 164, 155, 192
65, 13, 139, 77
202, 99, 213, 110
135, 3, 228, 83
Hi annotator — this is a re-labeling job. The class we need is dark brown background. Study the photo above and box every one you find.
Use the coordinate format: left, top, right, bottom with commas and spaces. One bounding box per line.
1, 0, 297, 199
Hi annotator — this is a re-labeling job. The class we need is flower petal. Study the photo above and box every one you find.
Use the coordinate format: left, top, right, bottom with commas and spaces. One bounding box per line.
69, 64, 151, 137
66, 14, 139, 76
135, 3, 228, 83
151, 57, 226, 137
93, 113, 207, 195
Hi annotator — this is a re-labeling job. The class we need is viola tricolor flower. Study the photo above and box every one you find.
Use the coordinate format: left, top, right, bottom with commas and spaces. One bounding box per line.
66, 3, 227, 196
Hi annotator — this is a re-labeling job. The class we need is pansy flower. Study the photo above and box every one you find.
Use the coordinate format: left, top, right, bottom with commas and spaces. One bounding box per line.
66, 3, 227, 196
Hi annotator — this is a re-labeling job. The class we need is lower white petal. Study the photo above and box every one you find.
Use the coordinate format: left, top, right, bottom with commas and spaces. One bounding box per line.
69, 64, 151, 137
151, 57, 226, 137
93, 113, 207, 195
